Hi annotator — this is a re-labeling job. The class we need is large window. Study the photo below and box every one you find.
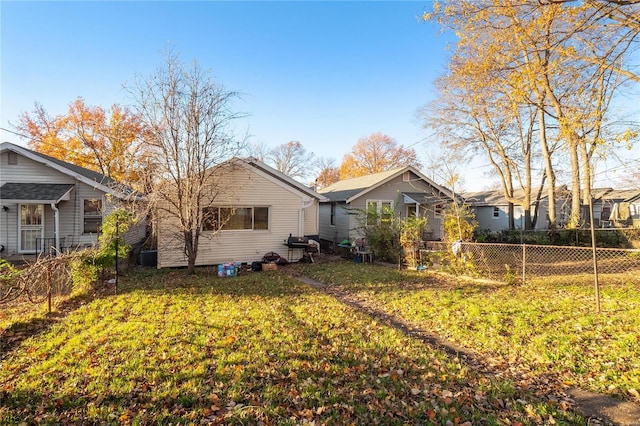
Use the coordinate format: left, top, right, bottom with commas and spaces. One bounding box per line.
366, 200, 393, 225
83, 199, 103, 233
203, 206, 269, 231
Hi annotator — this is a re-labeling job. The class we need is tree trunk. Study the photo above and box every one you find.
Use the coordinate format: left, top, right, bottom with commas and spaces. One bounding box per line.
538, 108, 556, 229
569, 141, 582, 228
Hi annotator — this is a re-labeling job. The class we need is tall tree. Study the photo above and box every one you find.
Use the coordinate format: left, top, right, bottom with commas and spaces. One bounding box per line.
130, 49, 245, 274
267, 141, 315, 181
339, 132, 421, 179
424, 1, 637, 228
15, 98, 149, 186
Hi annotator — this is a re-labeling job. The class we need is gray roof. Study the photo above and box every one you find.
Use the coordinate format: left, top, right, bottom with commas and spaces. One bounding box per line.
318, 168, 406, 202
0, 183, 74, 202
27, 148, 118, 187
403, 192, 447, 204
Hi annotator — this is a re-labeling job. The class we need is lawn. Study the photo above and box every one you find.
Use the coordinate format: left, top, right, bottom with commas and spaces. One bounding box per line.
297, 261, 640, 404
0, 267, 584, 425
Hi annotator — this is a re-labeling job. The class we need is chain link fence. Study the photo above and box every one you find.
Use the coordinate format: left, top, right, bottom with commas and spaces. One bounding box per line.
422, 241, 640, 284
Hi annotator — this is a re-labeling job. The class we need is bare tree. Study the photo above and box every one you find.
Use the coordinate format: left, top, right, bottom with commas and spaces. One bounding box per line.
129, 49, 246, 274
267, 140, 315, 181
313, 156, 340, 189
247, 141, 270, 163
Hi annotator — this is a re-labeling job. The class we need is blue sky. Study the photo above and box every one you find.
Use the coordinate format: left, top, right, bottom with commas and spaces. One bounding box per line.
1, 2, 458, 175
1, 1, 637, 190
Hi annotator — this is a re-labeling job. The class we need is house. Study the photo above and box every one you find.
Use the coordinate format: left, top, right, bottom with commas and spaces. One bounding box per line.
156, 157, 327, 268
462, 189, 551, 232
594, 188, 640, 228
0, 142, 145, 257
464, 186, 640, 231
317, 166, 457, 247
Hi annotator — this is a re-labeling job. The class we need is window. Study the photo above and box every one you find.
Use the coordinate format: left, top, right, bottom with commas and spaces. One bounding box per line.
366, 200, 394, 225
434, 204, 444, 217
407, 205, 418, 217
8, 151, 18, 165
84, 199, 102, 233
330, 202, 336, 226
402, 172, 410, 182
492, 206, 500, 219
203, 206, 269, 231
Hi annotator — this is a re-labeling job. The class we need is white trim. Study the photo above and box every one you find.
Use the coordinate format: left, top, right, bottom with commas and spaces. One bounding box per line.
0, 142, 123, 197
346, 166, 455, 204
18, 203, 44, 253
82, 197, 104, 234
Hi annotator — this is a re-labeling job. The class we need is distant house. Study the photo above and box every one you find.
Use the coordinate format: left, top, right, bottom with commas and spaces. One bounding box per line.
0, 142, 145, 256
594, 188, 640, 228
464, 186, 640, 231
462, 189, 551, 232
317, 166, 456, 247
156, 157, 327, 268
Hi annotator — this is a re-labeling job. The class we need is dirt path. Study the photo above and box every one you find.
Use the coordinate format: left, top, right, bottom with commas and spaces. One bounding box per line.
293, 274, 640, 426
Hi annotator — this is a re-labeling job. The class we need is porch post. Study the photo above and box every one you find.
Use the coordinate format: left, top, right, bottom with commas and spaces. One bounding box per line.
50, 203, 60, 253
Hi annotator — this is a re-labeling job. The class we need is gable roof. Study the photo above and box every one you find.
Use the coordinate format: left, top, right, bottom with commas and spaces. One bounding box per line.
234, 157, 327, 201
318, 166, 456, 203
0, 142, 136, 198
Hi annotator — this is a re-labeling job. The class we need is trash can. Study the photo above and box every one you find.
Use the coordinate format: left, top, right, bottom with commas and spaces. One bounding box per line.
140, 250, 158, 267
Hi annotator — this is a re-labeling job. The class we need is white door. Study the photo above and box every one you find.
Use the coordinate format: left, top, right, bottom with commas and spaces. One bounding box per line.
19, 204, 44, 253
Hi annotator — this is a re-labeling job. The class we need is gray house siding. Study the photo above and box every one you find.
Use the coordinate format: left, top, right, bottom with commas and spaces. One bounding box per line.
0, 146, 145, 255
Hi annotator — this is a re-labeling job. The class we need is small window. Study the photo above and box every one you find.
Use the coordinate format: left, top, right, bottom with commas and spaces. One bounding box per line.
402, 172, 410, 182
407, 205, 418, 217
8, 151, 18, 165
84, 199, 102, 233
434, 204, 444, 217
330, 202, 336, 226
493, 207, 500, 219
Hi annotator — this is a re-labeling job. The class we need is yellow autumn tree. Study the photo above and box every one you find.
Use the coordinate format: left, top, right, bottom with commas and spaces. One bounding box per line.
339, 133, 421, 179
16, 98, 150, 188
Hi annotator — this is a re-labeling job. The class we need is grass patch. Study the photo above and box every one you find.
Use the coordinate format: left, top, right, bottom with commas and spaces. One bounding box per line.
299, 261, 640, 403
0, 267, 583, 424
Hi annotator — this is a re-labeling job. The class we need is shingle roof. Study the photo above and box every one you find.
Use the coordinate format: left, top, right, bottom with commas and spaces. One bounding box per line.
0, 183, 74, 202
318, 168, 405, 202
27, 149, 118, 187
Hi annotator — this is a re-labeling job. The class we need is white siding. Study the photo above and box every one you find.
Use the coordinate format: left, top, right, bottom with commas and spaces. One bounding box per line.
157, 164, 320, 268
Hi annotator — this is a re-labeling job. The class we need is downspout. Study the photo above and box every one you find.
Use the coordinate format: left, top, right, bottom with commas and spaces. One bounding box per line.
51, 203, 60, 253
299, 198, 314, 237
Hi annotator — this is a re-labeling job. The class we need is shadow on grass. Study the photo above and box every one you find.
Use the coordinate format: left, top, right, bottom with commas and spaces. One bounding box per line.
0, 290, 102, 360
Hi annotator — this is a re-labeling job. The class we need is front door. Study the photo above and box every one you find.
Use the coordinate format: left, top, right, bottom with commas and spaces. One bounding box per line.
19, 204, 44, 253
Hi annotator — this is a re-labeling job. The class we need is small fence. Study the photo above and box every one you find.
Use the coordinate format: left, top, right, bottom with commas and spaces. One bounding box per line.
422, 241, 640, 284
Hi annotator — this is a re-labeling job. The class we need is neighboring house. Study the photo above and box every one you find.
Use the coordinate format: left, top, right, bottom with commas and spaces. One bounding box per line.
465, 186, 640, 231
156, 157, 327, 268
462, 189, 550, 232
0, 142, 145, 257
317, 166, 457, 247
594, 188, 640, 228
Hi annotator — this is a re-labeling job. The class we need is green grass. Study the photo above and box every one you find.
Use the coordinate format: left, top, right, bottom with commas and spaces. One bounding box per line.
298, 261, 640, 403
0, 267, 583, 425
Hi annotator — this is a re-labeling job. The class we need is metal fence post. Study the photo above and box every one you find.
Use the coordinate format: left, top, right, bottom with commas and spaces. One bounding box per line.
521, 244, 526, 285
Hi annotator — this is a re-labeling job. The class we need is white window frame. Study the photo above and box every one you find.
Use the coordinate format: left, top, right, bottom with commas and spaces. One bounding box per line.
366, 200, 394, 224
330, 202, 336, 226
434, 203, 444, 218
18, 204, 44, 253
492, 206, 500, 219
83, 198, 103, 234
